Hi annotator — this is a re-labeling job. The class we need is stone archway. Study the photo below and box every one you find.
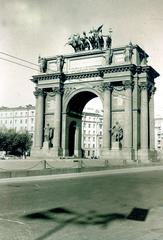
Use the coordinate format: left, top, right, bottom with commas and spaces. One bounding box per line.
31, 45, 159, 163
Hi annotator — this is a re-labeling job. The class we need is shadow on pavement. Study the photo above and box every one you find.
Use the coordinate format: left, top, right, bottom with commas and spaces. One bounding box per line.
23, 207, 126, 240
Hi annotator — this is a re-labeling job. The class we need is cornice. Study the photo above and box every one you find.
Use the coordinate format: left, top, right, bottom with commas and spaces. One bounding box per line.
31, 73, 61, 83
141, 66, 160, 79
98, 64, 137, 75
31, 64, 160, 84
65, 71, 101, 80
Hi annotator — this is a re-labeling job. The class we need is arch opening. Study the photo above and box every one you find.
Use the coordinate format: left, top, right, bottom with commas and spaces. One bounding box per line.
64, 91, 103, 158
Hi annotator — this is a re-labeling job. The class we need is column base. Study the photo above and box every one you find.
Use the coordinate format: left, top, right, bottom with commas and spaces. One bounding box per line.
101, 148, 135, 163
31, 146, 62, 159
138, 149, 157, 163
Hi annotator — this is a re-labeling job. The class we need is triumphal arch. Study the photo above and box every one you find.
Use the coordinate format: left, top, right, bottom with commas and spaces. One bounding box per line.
31, 26, 159, 163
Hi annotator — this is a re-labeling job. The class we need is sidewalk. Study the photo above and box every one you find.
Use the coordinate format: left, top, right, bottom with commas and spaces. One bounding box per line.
1, 164, 163, 184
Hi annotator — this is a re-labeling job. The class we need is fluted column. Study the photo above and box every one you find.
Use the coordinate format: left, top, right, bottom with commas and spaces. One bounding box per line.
123, 80, 133, 149
149, 85, 156, 150
33, 88, 45, 148
140, 82, 149, 149
52, 87, 62, 153
102, 82, 112, 150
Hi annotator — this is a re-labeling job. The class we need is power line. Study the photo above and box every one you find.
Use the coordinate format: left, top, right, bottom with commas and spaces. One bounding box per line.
0, 52, 54, 73
0, 51, 38, 67
0, 57, 38, 72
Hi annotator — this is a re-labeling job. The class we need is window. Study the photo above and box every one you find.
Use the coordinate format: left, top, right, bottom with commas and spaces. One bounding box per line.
10, 120, 12, 124
93, 130, 95, 134
88, 124, 91, 128
93, 144, 95, 148
25, 119, 27, 123
20, 119, 23, 124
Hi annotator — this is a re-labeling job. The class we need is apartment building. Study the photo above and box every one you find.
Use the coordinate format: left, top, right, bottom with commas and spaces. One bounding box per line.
82, 107, 103, 158
0, 105, 35, 138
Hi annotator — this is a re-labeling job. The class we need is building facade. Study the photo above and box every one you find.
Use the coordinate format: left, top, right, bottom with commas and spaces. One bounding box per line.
155, 116, 163, 151
82, 108, 103, 158
0, 104, 162, 157
0, 105, 35, 138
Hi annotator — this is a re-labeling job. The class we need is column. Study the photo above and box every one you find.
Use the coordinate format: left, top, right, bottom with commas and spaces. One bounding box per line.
33, 88, 45, 148
124, 80, 133, 149
52, 87, 62, 153
149, 85, 156, 150
102, 82, 112, 150
140, 82, 149, 149
74, 125, 80, 157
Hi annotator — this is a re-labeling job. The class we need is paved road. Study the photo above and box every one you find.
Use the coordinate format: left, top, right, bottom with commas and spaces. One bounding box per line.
1, 168, 163, 240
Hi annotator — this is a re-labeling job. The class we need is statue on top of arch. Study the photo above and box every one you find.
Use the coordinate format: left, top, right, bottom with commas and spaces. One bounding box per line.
66, 25, 112, 52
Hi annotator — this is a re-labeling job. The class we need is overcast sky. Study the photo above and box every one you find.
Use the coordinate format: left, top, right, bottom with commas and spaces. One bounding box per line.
0, 0, 163, 115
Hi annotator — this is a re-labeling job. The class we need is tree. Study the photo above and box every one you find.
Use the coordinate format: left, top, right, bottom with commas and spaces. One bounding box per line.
0, 128, 32, 156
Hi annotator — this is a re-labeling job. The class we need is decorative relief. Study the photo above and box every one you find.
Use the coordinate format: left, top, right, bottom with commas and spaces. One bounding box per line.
113, 86, 124, 91
92, 84, 103, 93
64, 86, 77, 98
148, 85, 156, 96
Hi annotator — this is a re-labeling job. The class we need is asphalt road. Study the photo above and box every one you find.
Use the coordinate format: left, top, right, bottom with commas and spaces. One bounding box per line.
1, 169, 163, 240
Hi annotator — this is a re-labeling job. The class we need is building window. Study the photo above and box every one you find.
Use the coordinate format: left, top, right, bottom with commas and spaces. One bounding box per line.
20, 119, 23, 124
88, 124, 91, 128
31, 118, 34, 123
93, 144, 95, 148
93, 137, 95, 141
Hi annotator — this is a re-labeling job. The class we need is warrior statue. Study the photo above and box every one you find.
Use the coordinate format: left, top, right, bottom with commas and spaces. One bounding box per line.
44, 123, 54, 148
111, 122, 123, 142
124, 42, 133, 63
38, 56, 47, 73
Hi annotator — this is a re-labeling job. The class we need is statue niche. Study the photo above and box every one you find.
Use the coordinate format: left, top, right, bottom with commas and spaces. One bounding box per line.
44, 123, 54, 148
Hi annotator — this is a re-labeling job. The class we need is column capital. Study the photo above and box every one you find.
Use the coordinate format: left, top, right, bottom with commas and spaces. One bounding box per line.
102, 82, 113, 91
33, 88, 46, 97
123, 80, 134, 90
51, 87, 63, 96
139, 82, 149, 91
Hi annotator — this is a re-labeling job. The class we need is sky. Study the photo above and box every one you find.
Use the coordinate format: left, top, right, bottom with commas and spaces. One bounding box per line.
0, 0, 163, 116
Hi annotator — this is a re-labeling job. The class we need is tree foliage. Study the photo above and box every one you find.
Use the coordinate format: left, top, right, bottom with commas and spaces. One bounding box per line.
0, 128, 32, 155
